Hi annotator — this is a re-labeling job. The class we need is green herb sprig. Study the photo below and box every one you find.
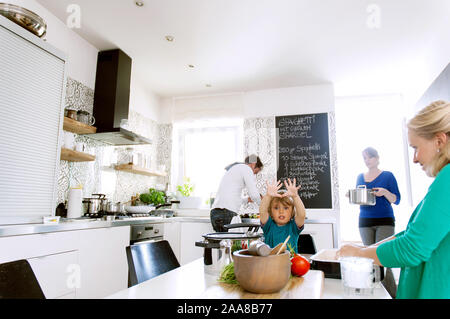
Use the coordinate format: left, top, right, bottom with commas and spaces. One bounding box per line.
218, 262, 238, 285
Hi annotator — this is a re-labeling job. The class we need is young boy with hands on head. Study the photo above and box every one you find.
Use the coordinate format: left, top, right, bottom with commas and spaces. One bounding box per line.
259, 178, 306, 253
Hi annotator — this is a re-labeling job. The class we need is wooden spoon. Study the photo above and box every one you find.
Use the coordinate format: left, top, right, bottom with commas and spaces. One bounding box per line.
269, 235, 290, 255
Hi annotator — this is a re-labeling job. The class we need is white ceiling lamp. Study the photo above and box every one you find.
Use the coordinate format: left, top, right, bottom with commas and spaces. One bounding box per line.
165, 35, 174, 42
205, 84, 212, 88
135, 1, 144, 7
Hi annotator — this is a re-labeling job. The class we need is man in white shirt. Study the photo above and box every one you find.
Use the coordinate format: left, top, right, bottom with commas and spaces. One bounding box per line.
210, 154, 264, 232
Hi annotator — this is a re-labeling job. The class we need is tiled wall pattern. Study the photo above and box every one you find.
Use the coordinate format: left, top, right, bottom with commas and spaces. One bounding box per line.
57, 78, 172, 207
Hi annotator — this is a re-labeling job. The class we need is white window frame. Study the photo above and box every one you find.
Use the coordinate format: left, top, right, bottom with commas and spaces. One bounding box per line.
171, 119, 244, 204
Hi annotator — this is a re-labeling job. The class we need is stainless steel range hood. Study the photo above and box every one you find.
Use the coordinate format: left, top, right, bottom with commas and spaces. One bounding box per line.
82, 49, 152, 146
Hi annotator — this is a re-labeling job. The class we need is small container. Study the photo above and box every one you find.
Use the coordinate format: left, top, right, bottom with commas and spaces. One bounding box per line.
66, 109, 77, 120
67, 185, 83, 218
339, 256, 381, 296
43, 216, 60, 224
77, 110, 95, 125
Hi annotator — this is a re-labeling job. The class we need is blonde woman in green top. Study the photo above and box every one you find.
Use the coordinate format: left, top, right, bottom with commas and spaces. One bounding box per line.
338, 100, 450, 299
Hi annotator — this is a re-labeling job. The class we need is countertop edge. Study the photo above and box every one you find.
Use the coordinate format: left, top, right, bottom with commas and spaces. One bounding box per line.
0, 216, 336, 238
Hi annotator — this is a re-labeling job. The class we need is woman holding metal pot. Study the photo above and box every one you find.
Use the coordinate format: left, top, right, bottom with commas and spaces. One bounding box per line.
356, 147, 401, 247
350, 147, 401, 298
338, 100, 450, 299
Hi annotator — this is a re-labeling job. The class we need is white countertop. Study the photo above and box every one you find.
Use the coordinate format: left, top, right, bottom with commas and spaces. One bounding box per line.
106, 258, 391, 299
0, 209, 335, 238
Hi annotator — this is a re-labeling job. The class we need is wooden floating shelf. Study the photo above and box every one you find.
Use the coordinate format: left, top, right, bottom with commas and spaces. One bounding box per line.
61, 148, 96, 162
63, 116, 97, 134
114, 164, 167, 177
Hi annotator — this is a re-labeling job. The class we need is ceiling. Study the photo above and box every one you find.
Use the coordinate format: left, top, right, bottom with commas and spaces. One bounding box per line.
36, 0, 450, 99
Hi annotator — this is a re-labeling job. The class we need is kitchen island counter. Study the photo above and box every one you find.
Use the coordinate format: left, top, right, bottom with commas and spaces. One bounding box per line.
106, 257, 391, 299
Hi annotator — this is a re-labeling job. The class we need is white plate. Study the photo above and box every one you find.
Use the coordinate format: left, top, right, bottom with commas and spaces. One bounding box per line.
124, 205, 155, 214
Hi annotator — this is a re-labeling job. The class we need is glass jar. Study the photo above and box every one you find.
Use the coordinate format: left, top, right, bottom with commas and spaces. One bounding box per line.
116, 147, 134, 165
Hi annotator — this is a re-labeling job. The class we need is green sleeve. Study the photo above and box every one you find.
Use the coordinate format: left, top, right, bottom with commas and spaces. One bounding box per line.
377, 165, 450, 267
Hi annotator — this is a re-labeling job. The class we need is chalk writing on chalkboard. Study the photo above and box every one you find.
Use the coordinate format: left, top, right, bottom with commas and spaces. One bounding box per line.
276, 113, 332, 209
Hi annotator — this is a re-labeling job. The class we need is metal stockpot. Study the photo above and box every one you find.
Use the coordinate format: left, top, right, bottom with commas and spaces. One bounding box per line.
348, 185, 376, 206
82, 194, 107, 214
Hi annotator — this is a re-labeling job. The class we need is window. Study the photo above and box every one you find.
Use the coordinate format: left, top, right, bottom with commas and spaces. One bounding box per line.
172, 119, 243, 207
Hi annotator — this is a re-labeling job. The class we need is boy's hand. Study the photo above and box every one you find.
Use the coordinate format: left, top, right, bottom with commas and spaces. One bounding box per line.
266, 180, 283, 197
283, 178, 301, 198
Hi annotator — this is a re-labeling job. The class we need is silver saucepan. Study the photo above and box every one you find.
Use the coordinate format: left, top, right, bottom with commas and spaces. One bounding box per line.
348, 185, 376, 206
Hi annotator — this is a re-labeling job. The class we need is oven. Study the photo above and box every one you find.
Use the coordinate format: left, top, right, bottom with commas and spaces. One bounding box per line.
130, 223, 164, 245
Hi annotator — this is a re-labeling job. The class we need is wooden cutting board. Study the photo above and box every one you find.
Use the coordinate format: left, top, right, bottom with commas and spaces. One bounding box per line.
200, 270, 324, 299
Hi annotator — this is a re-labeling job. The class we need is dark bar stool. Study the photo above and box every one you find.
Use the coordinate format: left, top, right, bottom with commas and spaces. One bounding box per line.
0, 259, 45, 299
126, 240, 180, 287
298, 234, 317, 254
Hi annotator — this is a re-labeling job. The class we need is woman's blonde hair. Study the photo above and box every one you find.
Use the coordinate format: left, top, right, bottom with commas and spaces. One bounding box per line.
269, 192, 295, 219
407, 100, 450, 176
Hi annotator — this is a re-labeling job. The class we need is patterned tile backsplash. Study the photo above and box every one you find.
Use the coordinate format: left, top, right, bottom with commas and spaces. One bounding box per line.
58, 78, 172, 207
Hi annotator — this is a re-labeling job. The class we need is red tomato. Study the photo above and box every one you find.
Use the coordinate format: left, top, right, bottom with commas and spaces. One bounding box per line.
291, 254, 310, 277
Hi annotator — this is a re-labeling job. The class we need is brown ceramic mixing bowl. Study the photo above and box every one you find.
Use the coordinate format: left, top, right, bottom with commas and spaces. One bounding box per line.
232, 249, 291, 294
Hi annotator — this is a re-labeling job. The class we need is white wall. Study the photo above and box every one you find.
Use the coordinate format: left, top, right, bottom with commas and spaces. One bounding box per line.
160, 84, 335, 122
243, 84, 335, 117
129, 74, 161, 122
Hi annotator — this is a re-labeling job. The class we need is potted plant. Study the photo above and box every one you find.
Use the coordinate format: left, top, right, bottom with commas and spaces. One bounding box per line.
139, 188, 166, 206
176, 177, 202, 209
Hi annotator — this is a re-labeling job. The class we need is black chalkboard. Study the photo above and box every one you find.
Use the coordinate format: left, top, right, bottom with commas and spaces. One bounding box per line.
276, 113, 332, 209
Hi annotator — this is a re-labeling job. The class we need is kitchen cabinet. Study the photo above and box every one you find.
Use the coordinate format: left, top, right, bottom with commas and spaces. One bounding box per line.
179, 221, 213, 265
28, 250, 78, 299
0, 226, 130, 299
302, 223, 335, 251
0, 15, 66, 223
76, 226, 130, 299
163, 221, 181, 262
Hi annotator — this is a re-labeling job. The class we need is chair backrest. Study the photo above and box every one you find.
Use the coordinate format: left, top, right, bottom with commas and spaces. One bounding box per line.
0, 260, 46, 299
126, 240, 180, 287
298, 234, 317, 254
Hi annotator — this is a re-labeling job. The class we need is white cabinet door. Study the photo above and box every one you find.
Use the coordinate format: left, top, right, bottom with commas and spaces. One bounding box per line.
28, 250, 78, 299
0, 17, 66, 223
164, 222, 181, 262
303, 223, 334, 251
76, 226, 130, 299
179, 222, 213, 265
0, 226, 130, 299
